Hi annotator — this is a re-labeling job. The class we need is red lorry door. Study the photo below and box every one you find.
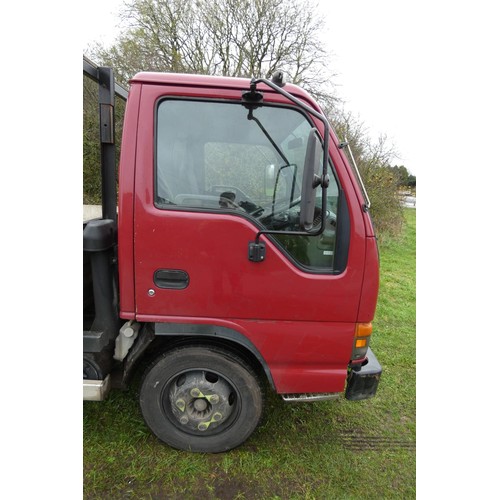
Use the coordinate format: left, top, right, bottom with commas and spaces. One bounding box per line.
131, 84, 367, 392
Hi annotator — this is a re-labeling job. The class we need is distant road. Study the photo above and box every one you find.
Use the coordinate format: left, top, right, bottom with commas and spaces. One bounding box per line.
402, 196, 416, 208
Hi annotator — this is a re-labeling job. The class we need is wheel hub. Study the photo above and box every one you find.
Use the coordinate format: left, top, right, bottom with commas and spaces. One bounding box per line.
168, 370, 235, 433
193, 398, 208, 412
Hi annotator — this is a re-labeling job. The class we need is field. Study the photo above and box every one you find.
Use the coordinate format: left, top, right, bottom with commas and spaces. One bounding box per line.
83, 209, 416, 499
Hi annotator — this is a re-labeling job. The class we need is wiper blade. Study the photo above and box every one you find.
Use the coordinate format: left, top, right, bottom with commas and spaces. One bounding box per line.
247, 108, 289, 165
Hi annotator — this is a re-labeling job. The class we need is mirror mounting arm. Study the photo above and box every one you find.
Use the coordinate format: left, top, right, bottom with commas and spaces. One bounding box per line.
249, 221, 327, 263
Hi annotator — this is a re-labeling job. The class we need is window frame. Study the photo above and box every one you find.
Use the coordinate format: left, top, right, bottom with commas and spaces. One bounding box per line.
153, 96, 348, 275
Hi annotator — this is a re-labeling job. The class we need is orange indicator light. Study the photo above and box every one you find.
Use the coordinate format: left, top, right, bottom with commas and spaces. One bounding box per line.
355, 322, 373, 337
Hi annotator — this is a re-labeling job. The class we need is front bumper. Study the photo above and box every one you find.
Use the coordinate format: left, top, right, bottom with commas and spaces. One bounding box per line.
345, 348, 382, 401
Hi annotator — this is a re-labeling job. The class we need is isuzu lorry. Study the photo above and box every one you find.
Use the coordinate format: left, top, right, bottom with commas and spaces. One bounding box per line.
83, 56, 382, 453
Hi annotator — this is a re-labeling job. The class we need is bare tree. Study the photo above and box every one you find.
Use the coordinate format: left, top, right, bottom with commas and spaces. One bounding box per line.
87, 0, 337, 105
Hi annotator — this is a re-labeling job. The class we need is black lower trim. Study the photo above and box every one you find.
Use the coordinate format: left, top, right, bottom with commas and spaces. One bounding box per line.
345, 348, 382, 401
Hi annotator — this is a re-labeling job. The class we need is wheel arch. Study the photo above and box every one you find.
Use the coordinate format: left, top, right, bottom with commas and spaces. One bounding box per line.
152, 322, 276, 391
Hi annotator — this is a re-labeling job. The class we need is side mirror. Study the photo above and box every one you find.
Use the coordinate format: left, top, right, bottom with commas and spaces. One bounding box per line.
300, 129, 323, 231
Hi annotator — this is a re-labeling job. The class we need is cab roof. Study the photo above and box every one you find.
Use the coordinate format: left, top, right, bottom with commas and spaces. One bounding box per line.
130, 71, 313, 102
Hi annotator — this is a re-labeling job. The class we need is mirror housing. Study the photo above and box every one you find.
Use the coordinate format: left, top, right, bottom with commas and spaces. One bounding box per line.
300, 129, 323, 231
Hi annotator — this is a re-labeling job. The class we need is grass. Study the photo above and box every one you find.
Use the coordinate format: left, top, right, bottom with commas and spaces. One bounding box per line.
83, 209, 416, 499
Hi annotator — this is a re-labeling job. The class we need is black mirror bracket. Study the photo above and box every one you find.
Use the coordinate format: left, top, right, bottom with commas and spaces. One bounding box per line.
242, 78, 264, 104
313, 173, 329, 190
248, 238, 266, 262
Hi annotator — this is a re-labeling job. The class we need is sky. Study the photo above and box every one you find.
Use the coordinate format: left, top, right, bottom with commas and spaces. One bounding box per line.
83, 0, 417, 167
80, 0, 443, 178
80, 0, 498, 180
81, 0, 499, 180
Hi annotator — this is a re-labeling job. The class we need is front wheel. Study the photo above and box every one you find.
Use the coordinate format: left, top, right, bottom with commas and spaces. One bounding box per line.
139, 345, 264, 453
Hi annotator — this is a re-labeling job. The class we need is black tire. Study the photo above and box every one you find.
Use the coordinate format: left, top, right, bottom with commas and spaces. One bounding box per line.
139, 345, 264, 453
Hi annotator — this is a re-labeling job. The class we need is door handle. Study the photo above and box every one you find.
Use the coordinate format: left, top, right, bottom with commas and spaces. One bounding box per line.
154, 269, 190, 290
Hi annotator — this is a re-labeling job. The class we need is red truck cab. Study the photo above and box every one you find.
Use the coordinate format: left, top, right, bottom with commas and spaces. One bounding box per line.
83, 60, 381, 453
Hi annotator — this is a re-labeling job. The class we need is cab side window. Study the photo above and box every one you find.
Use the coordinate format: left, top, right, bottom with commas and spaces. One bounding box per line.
156, 99, 341, 272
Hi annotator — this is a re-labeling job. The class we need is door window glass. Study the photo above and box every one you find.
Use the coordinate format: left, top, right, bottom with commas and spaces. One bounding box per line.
156, 99, 340, 270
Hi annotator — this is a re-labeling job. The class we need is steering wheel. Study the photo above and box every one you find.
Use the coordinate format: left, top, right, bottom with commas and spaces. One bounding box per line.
219, 194, 245, 211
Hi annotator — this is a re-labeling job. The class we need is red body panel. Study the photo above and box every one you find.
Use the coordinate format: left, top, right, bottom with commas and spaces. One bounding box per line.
117, 74, 380, 393
117, 83, 141, 320
136, 315, 354, 393
357, 236, 380, 322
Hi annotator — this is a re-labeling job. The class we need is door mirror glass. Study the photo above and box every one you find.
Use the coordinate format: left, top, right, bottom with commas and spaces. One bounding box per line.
300, 129, 322, 231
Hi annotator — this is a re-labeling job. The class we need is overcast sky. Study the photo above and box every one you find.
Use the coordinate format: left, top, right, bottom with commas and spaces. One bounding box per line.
82, 0, 499, 179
